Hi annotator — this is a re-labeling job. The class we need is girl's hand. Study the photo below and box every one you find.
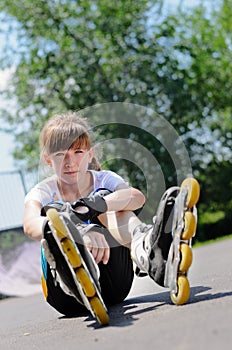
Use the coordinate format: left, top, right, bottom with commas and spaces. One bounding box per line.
83, 231, 110, 265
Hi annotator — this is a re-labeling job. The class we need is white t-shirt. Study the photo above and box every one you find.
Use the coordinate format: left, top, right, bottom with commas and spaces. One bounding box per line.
24, 170, 126, 206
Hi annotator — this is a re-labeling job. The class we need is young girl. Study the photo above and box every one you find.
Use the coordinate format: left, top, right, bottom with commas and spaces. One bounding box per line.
23, 111, 175, 317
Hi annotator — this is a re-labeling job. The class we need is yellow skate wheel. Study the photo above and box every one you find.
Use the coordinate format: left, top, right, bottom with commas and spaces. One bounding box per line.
90, 296, 110, 326
170, 274, 190, 305
47, 208, 67, 240
76, 267, 96, 298
61, 238, 82, 268
182, 211, 197, 240
47, 208, 82, 267
180, 178, 200, 208
179, 243, 192, 272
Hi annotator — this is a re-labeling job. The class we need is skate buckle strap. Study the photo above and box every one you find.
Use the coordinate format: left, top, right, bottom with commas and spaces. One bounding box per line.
133, 223, 153, 237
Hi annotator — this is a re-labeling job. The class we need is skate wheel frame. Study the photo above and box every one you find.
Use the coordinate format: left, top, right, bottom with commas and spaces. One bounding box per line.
46, 208, 109, 326
165, 178, 200, 306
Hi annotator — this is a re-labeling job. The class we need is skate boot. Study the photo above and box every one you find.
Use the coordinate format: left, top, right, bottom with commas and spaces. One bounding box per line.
42, 207, 109, 326
131, 178, 200, 306
131, 186, 179, 286
164, 177, 200, 305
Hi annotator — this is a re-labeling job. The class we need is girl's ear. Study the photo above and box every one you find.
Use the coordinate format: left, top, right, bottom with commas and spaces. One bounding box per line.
88, 147, 94, 162
44, 153, 52, 166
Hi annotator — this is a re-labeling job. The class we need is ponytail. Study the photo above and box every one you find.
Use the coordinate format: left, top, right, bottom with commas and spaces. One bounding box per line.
89, 156, 101, 171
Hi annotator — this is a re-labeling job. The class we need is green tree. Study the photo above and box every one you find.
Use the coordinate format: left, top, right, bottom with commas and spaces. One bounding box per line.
173, 1, 232, 239
0, 0, 194, 189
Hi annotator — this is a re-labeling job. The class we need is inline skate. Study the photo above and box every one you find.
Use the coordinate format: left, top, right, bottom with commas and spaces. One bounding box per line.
42, 207, 109, 326
131, 177, 200, 305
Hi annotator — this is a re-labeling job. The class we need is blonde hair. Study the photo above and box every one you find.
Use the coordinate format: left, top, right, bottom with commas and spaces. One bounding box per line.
40, 111, 101, 170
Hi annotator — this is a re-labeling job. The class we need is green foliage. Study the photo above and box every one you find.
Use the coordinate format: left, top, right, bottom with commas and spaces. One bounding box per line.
200, 211, 225, 225
0, 229, 28, 254
196, 159, 232, 241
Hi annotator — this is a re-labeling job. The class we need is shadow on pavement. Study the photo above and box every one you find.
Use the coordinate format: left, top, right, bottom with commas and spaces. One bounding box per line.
190, 285, 232, 304
85, 285, 232, 329
57, 285, 232, 329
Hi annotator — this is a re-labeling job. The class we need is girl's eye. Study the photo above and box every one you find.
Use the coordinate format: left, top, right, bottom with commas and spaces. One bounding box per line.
55, 152, 65, 157
75, 149, 84, 154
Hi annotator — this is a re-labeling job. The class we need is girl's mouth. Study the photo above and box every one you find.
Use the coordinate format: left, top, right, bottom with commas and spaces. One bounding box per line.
64, 171, 78, 175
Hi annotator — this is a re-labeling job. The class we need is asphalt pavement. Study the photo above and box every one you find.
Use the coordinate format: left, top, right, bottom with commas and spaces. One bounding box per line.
1, 239, 232, 350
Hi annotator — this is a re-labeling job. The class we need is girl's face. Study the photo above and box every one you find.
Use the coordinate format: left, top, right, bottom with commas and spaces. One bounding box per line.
44, 142, 93, 184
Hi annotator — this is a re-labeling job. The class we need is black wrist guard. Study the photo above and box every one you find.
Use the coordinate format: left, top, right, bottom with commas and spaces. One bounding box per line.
72, 194, 108, 222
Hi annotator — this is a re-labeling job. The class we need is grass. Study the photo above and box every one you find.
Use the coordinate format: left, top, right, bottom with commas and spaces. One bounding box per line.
193, 233, 232, 248
199, 210, 225, 225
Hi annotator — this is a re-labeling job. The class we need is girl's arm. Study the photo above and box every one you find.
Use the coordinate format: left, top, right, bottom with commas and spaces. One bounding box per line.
23, 200, 47, 241
23, 200, 110, 264
24, 199, 110, 264
103, 183, 146, 212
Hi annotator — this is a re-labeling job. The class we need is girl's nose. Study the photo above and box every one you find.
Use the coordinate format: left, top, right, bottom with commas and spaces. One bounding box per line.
64, 151, 74, 167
